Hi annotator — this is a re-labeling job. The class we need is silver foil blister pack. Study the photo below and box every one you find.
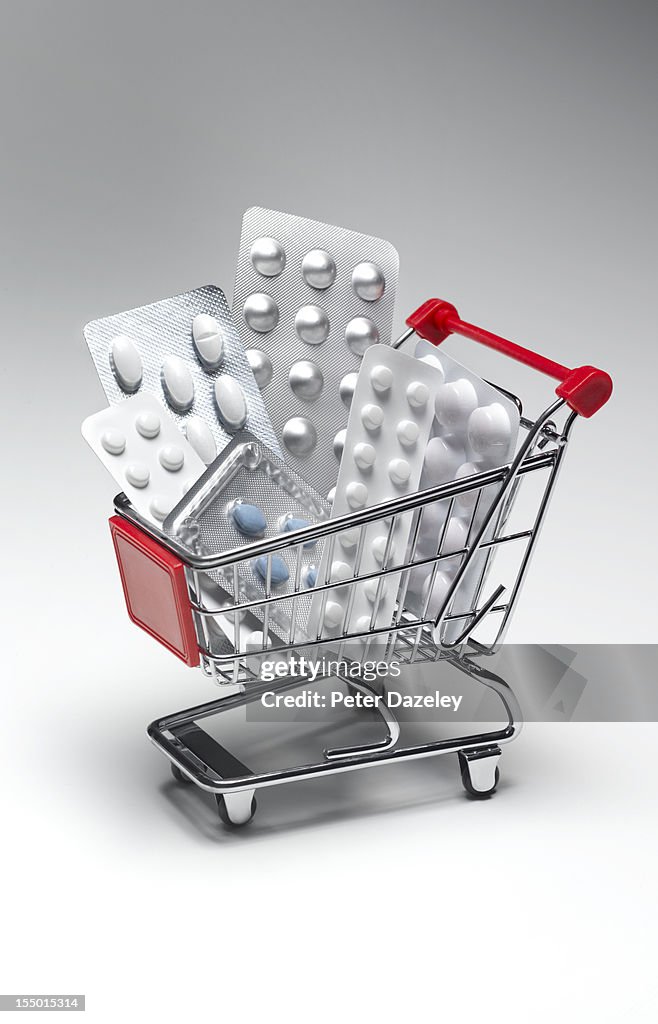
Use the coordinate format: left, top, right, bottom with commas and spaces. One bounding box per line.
232, 207, 399, 498
163, 432, 331, 645
84, 285, 281, 470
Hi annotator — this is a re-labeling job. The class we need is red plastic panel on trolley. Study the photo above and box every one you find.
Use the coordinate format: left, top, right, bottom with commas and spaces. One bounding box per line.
109, 516, 199, 667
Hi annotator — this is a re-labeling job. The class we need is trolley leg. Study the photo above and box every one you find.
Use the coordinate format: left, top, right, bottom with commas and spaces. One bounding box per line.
458, 745, 501, 799
216, 789, 257, 828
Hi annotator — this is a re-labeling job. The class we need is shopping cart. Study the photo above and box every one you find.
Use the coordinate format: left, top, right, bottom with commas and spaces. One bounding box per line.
108, 298, 612, 826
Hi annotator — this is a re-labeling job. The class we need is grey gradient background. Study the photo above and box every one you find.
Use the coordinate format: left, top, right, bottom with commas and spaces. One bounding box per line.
1, 3, 657, 1023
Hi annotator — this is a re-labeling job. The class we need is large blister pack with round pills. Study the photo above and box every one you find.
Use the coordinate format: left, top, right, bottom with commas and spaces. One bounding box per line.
84, 285, 281, 468
163, 432, 331, 644
401, 337, 521, 634
81, 394, 205, 527
232, 207, 399, 499
308, 346, 444, 643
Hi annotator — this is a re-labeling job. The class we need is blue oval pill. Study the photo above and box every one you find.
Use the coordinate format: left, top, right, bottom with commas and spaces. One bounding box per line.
283, 516, 316, 549
253, 555, 289, 586
231, 503, 267, 537
304, 566, 318, 588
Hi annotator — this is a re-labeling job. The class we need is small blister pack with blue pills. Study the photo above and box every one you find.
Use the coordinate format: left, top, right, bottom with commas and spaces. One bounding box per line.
163, 431, 331, 643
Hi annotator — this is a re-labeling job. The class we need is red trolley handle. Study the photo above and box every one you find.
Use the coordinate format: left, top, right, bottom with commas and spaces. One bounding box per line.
406, 298, 612, 417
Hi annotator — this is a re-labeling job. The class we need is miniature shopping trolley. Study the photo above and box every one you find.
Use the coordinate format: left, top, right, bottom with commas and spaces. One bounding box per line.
108, 298, 612, 827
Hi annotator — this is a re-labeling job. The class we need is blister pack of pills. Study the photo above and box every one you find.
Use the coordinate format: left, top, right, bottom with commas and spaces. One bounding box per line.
308, 346, 444, 642
84, 285, 281, 467
401, 337, 521, 635
163, 432, 331, 644
81, 394, 205, 526
232, 207, 399, 499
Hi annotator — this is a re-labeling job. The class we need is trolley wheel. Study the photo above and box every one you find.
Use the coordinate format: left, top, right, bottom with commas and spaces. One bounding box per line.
458, 748, 501, 799
215, 793, 257, 828
170, 763, 192, 784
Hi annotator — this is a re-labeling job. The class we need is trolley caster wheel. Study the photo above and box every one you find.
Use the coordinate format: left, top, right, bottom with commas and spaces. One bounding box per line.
458, 747, 501, 799
215, 792, 257, 828
170, 763, 192, 784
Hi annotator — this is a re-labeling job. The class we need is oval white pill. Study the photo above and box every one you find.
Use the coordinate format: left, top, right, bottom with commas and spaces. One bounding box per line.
435, 378, 478, 429
353, 442, 376, 470
161, 356, 194, 413
159, 444, 184, 471
324, 601, 344, 629
339, 372, 359, 408
467, 402, 511, 455
364, 578, 387, 603
406, 381, 430, 409
185, 416, 216, 464
372, 535, 388, 564
330, 560, 352, 584
214, 375, 248, 431
125, 462, 149, 488
333, 428, 347, 460
339, 528, 360, 550
421, 436, 465, 486
149, 494, 172, 522
396, 419, 419, 447
135, 411, 160, 439
354, 614, 373, 634
388, 458, 411, 485
361, 403, 384, 432
101, 429, 125, 455
346, 481, 368, 509
370, 364, 393, 394
110, 335, 142, 393
419, 353, 445, 381
192, 313, 224, 370
454, 462, 481, 510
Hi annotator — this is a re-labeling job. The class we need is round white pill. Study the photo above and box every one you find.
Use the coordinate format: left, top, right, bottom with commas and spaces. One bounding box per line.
388, 458, 411, 485
346, 481, 368, 509
421, 436, 465, 485
467, 402, 512, 455
110, 335, 142, 393
161, 356, 194, 413
345, 317, 380, 356
135, 411, 160, 439
246, 349, 273, 389
361, 403, 384, 432
354, 614, 373, 634
185, 416, 216, 465
243, 293, 279, 333
125, 462, 149, 489
191, 313, 224, 370
372, 535, 388, 565
283, 417, 317, 455
250, 237, 286, 277
353, 442, 376, 470
327, 486, 336, 505
339, 372, 358, 408
324, 600, 344, 629
406, 381, 430, 409
295, 305, 329, 345
159, 444, 184, 472
396, 419, 419, 447
339, 528, 360, 550
435, 378, 479, 429
419, 353, 445, 381
333, 428, 347, 460
421, 571, 452, 618
352, 262, 386, 301
101, 429, 125, 455
370, 364, 393, 394
330, 560, 352, 584
214, 375, 248, 431
149, 494, 173, 522
246, 629, 266, 652
454, 462, 481, 510
364, 578, 387, 604
301, 249, 336, 289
